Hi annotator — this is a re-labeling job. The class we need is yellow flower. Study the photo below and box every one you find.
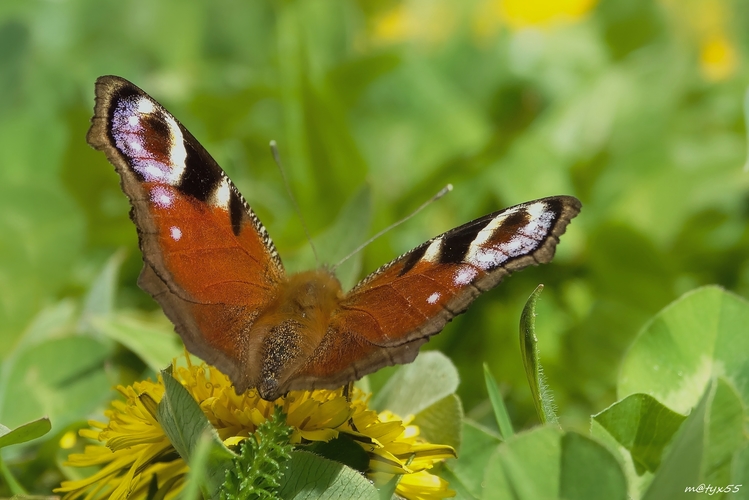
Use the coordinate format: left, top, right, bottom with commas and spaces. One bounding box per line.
371, 2, 457, 47
661, 0, 738, 82
55, 356, 456, 500
700, 33, 737, 82
499, 0, 597, 29
473, 0, 596, 40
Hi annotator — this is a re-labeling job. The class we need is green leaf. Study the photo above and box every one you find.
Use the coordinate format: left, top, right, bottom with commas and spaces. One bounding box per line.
277, 450, 379, 500
376, 473, 400, 500
0, 179, 84, 352
0, 300, 76, 409
157, 369, 235, 498
182, 433, 216, 500
559, 433, 628, 500
93, 313, 183, 371
483, 426, 562, 500
593, 393, 687, 474
619, 286, 749, 414
0, 417, 51, 449
732, 445, 749, 495
0, 336, 111, 431
642, 377, 747, 498
412, 393, 463, 451
0, 416, 55, 494
519, 284, 558, 425
483, 364, 513, 440
641, 380, 709, 500
483, 427, 627, 500
0, 454, 25, 495
442, 420, 501, 499
79, 249, 126, 331
372, 351, 459, 416
702, 378, 744, 486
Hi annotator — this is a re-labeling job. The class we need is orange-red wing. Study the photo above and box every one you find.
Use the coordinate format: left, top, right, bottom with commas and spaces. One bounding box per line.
289, 196, 581, 388
87, 76, 284, 384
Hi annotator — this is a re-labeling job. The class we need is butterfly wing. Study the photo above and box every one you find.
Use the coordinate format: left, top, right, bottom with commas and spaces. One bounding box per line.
286, 196, 581, 390
87, 76, 284, 390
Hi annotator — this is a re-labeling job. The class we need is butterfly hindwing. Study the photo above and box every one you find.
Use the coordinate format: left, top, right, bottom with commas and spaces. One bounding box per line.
285, 196, 581, 390
87, 76, 284, 387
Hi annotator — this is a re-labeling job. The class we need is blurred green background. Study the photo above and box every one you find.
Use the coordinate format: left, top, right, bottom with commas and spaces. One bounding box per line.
1, 0, 749, 490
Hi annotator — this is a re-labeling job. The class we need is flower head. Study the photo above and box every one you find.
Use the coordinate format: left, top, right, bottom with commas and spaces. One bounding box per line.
55, 356, 456, 500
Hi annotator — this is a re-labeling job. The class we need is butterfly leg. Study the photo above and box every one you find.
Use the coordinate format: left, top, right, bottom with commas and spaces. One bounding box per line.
342, 382, 360, 432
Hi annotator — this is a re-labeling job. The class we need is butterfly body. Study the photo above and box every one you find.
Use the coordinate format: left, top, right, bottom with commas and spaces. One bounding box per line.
88, 76, 581, 400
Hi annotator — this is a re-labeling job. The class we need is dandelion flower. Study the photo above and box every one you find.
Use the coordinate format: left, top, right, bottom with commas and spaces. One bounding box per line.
56, 356, 456, 500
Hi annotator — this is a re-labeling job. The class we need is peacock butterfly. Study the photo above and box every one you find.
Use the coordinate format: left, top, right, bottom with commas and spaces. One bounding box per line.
87, 76, 581, 401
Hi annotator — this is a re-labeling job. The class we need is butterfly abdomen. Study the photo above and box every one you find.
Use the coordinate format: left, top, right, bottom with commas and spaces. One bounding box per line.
246, 270, 344, 399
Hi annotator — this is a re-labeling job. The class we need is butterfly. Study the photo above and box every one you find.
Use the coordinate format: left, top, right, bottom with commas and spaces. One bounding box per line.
87, 75, 581, 401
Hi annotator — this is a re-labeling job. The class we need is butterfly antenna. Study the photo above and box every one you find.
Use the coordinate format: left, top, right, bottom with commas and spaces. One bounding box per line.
332, 184, 453, 271
270, 140, 319, 265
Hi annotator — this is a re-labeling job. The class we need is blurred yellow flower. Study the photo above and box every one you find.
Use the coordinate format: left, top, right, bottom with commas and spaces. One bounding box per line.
661, 0, 738, 82
473, 0, 597, 42
371, 1, 457, 46
700, 34, 737, 81
55, 356, 456, 500
499, 0, 598, 29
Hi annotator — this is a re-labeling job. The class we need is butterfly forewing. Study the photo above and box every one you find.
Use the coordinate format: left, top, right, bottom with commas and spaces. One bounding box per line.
87, 76, 284, 384
290, 197, 581, 387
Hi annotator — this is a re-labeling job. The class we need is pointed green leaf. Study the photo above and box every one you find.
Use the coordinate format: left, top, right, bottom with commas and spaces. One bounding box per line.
483, 364, 513, 440
157, 369, 235, 498
0, 417, 51, 448
519, 284, 558, 425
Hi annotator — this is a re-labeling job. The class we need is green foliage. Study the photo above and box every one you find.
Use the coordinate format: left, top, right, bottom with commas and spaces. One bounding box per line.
0, 418, 51, 451
518, 284, 558, 426
0, 417, 51, 495
619, 286, 749, 414
442, 286, 749, 499
483, 365, 514, 440
593, 394, 686, 474
2, 0, 749, 496
277, 451, 379, 500
371, 351, 459, 415
220, 408, 293, 500
158, 368, 236, 498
